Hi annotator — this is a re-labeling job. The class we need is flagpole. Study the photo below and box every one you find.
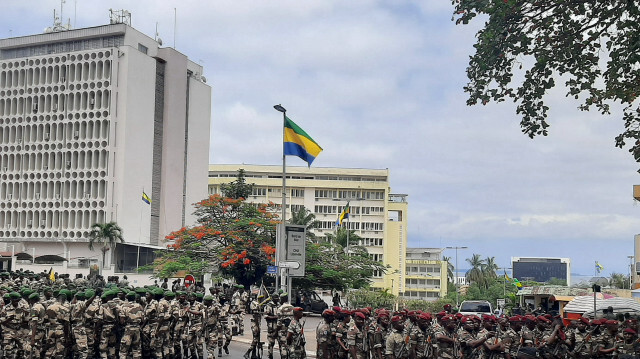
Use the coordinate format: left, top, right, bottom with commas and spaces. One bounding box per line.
274, 104, 287, 294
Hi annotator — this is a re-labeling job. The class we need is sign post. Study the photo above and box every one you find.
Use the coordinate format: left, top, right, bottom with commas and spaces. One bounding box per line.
184, 274, 195, 289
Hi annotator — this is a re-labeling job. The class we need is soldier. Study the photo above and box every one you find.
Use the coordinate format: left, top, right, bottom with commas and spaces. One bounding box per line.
336, 309, 352, 359
204, 295, 220, 359
385, 315, 410, 359
70, 289, 97, 359
186, 292, 205, 359
45, 289, 71, 359
618, 327, 640, 356
316, 309, 335, 359
119, 291, 144, 359
156, 291, 176, 359
287, 307, 306, 359
410, 312, 431, 359
98, 290, 119, 359
347, 311, 369, 359
264, 293, 280, 359
277, 292, 294, 359
458, 316, 489, 359
568, 317, 593, 358
28, 292, 46, 359
173, 291, 191, 358
435, 314, 458, 359
372, 311, 391, 359
217, 296, 232, 356
596, 319, 621, 357
245, 293, 265, 359
141, 289, 160, 358
84, 289, 102, 358
2, 291, 25, 358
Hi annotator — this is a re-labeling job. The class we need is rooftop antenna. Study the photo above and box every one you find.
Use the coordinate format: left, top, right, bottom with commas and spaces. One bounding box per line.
155, 22, 163, 46
173, 8, 177, 49
109, 9, 132, 26
44, 4, 72, 33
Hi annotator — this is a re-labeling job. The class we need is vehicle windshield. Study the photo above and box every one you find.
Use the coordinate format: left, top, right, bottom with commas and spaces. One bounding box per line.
460, 302, 491, 312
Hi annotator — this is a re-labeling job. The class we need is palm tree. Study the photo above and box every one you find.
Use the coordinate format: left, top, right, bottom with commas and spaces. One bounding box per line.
443, 255, 455, 284
288, 206, 320, 241
610, 272, 630, 289
465, 253, 485, 286
88, 222, 124, 268
480, 256, 499, 289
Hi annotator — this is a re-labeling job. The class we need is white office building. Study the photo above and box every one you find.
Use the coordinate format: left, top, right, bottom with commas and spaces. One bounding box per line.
0, 15, 211, 273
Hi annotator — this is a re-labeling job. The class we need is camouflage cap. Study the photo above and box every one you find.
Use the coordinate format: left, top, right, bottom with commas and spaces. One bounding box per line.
9, 292, 20, 299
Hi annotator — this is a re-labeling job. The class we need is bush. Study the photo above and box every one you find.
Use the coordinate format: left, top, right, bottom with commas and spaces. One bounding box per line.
346, 288, 396, 309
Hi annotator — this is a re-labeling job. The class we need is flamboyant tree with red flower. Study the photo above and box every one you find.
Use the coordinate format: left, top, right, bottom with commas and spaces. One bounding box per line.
151, 170, 278, 287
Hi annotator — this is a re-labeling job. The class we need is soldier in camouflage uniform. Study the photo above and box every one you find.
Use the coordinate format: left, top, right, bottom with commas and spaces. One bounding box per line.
277, 293, 294, 359
173, 292, 190, 358
287, 307, 306, 359
141, 288, 161, 358
264, 293, 280, 359
245, 294, 265, 359
371, 311, 391, 359
70, 290, 97, 359
410, 312, 432, 359
435, 314, 458, 359
187, 292, 205, 359
347, 311, 369, 359
28, 292, 46, 359
568, 317, 593, 358
84, 288, 101, 358
119, 292, 144, 359
45, 290, 71, 359
156, 291, 176, 359
98, 291, 119, 359
316, 309, 335, 359
217, 296, 233, 356
385, 315, 410, 359
2, 292, 25, 358
204, 295, 220, 359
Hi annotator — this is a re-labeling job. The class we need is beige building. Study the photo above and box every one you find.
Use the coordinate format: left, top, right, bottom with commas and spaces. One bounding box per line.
404, 248, 448, 300
208, 164, 407, 295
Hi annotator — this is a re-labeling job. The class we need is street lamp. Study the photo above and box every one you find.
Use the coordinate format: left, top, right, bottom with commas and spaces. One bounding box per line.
274, 104, 287, 293
445, 246, 467, 308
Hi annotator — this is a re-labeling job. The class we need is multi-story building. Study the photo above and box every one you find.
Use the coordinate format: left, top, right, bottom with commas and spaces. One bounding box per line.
404, 248, 448, 300
208, 164, 407, 295
0, 14, 211, 272
512, 257, 571, 285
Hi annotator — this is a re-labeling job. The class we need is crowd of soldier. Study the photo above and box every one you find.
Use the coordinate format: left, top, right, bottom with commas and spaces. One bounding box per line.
0, 271, 261, 359
313, 304, 640, 359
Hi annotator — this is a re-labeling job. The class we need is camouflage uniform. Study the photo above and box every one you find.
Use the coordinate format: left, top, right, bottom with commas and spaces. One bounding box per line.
84, 296, 102, 358
264, 299, 279, 359
28, 295, 46, 358
141, 293, 159, 358
346, 323, 369, 359
204, 298, 220, 359
316, 320, 332, 359
173, 297, 190, 358
409, 324, 429, 359
187, 297, 205, 359
277, 303, 294, 359
119, 296, 143, 359
2, 296, 25, 359
98, 297, 119, 359
434, 326, 457, 359
70, 297, 90, 359
569, 327, 593, 358
385, 327, 409, 359
288, 315, 306, 359
217, 301, 232, 355
45, 299, 70, 359
156, 294, 176, 359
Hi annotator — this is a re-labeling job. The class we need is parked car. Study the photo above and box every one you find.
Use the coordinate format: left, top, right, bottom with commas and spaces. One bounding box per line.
294, 290, 329, 314
458, 300, 493, 317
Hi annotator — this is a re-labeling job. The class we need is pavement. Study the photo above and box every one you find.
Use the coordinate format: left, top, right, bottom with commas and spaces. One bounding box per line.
232, 313, 321, 358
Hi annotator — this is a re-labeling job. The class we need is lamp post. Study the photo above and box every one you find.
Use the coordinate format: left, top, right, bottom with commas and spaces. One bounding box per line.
445, 246, 467, 308
274, 104, 287, 293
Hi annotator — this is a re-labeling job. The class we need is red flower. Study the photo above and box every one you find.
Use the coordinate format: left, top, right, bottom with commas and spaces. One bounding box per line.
244, 259, 251, 265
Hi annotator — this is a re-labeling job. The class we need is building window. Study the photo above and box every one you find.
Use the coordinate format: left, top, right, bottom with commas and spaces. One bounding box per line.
252, 188, 266, 196
291, 189, 304, 198
138, 43, 148, 54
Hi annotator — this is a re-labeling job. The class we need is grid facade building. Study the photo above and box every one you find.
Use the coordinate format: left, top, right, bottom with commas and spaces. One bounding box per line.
0, 23, 211, 270
404, 248, 448, 301
208, 164, 408, 295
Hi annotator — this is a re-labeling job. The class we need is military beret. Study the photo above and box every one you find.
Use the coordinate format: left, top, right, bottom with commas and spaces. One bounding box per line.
152, 288, 164, 296
455, 313, 464, 319
579, 317, 590, 324
203, 295, 214, 301
9, 292, 20, 299
360, 308, 370, 315
460, 316, 471, 323
441, 314, 455, 322
176, 291, 186, 296
591, 319, 603, 325
135, 287, 148, 294
85, 290, 95, 298
354, 312, 366, 319
418, 312, 432, 321
195, 293, 204, 299
524, 315, 537, 322
378, 311, 390, 318
624, 328, 637, 335
332, 306, 342, 312
75, 292, 85, 300
2, 293, 9, 299
28, 293, 40, 300
126, 292, 136, 299
537, 316, 550, 323
165, 291, 176, 298
293, 307, 304, 312
436, 311, 446, 317
322, 309, 335, 317
279, 292, 288, 298
606, 320, 619, 326
341, 310, 352, 316
391, 315, 404, 323
444, 304, 452, 309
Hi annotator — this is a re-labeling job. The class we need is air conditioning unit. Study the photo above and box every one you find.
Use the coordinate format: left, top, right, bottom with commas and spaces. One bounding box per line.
40, 219, 46, 226
54, 194, 60, 200
89, 99, 95, 105
6, 194, 12, 200
43, 165, 48, 170
84, 193, 90, 199
44, 133, 50, 140
32, 103, 38, 111
27, 220, 32, 226
73, 131, 79, 139
35, 193, 40, 200
2, 167, 7, 172
16, 139, 21, 144
66, 161, 71, 168
53, 104, 58, 111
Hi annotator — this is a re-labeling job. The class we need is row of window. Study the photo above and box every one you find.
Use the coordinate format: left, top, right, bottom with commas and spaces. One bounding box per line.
314, 189, 385, 200
402, 291, 440, 298
0, 150, 109, 172
0, 89, 111, 116
0, 59, 112, 89
0, 119, 110, 144
0, 209, 107, 232
0, 179, 108, 201
359, 238, 383, 246
315, 221, 384, 231
1, 39, 119, 60
405, 278, 441, 285
314, 205, 385, 215
406, 266, 441, 273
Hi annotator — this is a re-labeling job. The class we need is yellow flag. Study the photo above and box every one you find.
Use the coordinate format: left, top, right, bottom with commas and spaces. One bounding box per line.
48, 267, 55, 282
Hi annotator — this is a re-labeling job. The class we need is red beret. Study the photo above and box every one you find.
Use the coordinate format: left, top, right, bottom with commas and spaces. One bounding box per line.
524, 315, 537, 322
418, 312, 432, 321
444, 304, 452, 309
460, 316, 471, 323
332, 306, 342, 312
293, 307, 304, 312
342, 310, 352, 316
455, 313, 463, 319
509, 316, 522, 322
378, 311, 390, 318
322, 309, 335, 316
579, 317, 590, 324
408, 311, 416, 317
441, 314, 456, 322
591, 319, 602, 325
391, 315, 403, 323
354, 312, 366, 319
537, 316, 550, 323
606, 320, 619, 326
624, 328, 637, 335
436, 311, 446, 317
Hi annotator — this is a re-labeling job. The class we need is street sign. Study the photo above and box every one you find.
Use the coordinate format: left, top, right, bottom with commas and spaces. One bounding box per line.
267, 265, 278, 274
279, 261, 301, 269
184, 274, 195, 288
285, 225, 306, 276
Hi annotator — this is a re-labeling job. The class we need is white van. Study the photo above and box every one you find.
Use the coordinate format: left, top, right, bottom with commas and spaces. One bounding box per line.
458, 300, 493, 317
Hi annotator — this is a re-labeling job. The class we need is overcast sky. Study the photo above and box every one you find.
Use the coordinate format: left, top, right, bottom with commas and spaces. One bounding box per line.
3, 1, 640, 277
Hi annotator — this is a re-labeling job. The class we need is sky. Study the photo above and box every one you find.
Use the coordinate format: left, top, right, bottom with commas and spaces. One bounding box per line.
2, 1, 639, 277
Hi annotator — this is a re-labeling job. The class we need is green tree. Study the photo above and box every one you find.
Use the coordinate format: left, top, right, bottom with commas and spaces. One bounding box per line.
152, 191, 278, 286
482, 256, 499, 288
453, 1, 640, 166
292, 241, 387, 291
288, 206, 320, 241
547, 277, 568, 286
610, 272, 630, 289
324, 227, 362, 248
88, 222, 124, 269
220, 169, 254, 199
443, 255, 455, 284
465, 253, 486, 287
